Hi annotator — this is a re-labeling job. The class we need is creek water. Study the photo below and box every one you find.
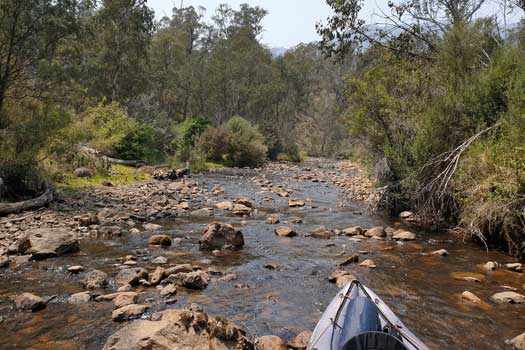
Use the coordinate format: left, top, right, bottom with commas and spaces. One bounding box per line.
0, 162, 523, 349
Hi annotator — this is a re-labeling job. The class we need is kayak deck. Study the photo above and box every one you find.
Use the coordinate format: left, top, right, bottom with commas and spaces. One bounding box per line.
308, 280, 429, 350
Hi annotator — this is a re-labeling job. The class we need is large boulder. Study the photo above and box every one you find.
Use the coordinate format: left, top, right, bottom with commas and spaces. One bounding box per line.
24, 228, 79, 260
103, 308, 253, 350
199, 222, 244, 251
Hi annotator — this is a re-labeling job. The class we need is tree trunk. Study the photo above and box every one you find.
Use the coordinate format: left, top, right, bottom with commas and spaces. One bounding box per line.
0, 184, 53, 216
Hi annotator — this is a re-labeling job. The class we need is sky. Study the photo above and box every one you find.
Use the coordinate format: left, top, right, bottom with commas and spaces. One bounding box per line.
148, 0, 517, 48
148, 0, 337, 48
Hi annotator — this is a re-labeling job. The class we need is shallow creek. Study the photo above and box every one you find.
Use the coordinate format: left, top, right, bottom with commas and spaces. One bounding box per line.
0, 162, 523, 349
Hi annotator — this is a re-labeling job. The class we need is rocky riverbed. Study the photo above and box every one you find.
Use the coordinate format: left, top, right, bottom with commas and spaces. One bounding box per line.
0, 159, 524, 349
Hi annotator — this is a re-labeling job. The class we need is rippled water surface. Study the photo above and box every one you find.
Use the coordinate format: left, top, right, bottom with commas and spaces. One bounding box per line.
0, 162, 523, 349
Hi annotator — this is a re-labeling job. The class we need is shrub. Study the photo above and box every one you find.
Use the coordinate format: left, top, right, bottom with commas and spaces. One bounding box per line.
171, 117, 211, 161
0, 99, 71, 200
224, 116, 268, 167
72, 102, 162, 162
196, 126, 231, 162
195, 117, 268, 167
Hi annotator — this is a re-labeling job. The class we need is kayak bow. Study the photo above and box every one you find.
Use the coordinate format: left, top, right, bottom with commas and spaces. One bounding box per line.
308, 280, 429, 350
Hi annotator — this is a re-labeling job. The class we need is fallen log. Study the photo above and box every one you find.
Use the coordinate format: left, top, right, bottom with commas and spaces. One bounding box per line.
0, 184, 54, 217
78, 145, 145, 167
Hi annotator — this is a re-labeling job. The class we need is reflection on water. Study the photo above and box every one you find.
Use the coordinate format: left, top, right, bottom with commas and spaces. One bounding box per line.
0, 165, 523, 350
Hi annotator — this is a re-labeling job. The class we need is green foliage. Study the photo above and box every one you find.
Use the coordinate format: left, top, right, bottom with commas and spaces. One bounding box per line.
224, 116, 268, 167
171, 117, 211, 161
195, 117, 268, 167
341, 19, 525, 253
74, 102, 161, 162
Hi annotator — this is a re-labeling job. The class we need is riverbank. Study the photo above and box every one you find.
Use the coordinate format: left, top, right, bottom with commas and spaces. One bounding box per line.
0, 159, 524, 349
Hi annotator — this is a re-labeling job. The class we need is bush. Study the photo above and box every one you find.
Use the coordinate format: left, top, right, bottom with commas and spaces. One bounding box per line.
0, 99, 71, 200
72, 102, 162, 162
224, 116, 268, 167
171, 117, 211, 161
196, 126, 231, 162
195, 116, 268, 167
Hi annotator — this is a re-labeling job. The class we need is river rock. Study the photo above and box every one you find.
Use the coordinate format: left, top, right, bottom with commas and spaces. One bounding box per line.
82, 270, 108, 289
288, 199, 305, 207
149, 267, 166, 286
68, 265, 84, 273
115, 268, 149, 287
329, 270, 356, 288
310, 226, 332, 239
152, 256, 168, 264
392, 229, 416, 241
113, 292, 138, 309
112, 304, 149, 322
483, 261, 499, 271
491, 291, 525, 304
103, 308, 252, 350
431, 249, 449, 256
148, 235, 172, 246
342, 226, 364, 236
505, 263, 523, 272
215, 201, 233, 210
508, 332, 525, 350
165, 264, 193, 275
359, 259, 377, 268
74, 167, 92, 178
69, 291, 92, 304
0, 256, 9, 268
365, 227, 385, 238
234, 197, 255, 208
232, 204, 252, 216
14, 293, 46, 311
339, 254, 359, 266
266, 214, 280, 224
167, 271, 210, 290
143, 223, 162, 231
25, 228, 80, 260
78, 213, 100, 227
256, 335, 287, 350
399, 211, 414, 220
275, 226, 297, 237
199, 222, 244, 250
461, 291, 481, 304
160, 284, 177, 297
452, 272, 485, 283
288, 330, 312, 350
190, 208, 214, 217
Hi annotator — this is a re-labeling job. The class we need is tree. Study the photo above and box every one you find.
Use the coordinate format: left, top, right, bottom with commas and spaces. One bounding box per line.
0, 0, 80, 127
84, 0, 154, 103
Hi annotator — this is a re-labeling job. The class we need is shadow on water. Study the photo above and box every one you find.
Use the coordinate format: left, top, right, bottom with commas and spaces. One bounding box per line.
0, 161, 523, 349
